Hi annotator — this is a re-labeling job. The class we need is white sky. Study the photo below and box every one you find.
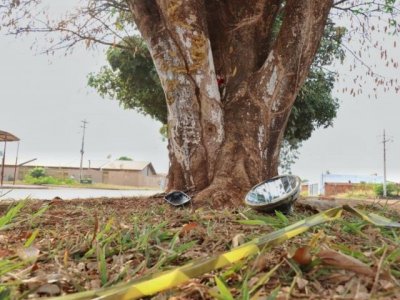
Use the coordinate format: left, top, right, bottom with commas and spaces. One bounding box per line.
0, 9, 399, 182
0, 36, 169, 173
292, 22, 400, 183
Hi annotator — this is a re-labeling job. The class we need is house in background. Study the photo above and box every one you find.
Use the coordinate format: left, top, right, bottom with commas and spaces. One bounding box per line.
301, 173, 385, 197
2, 159, 166, 189
99, 160, 163, 187
301, 181, 319, 196
320, 173, 384, 196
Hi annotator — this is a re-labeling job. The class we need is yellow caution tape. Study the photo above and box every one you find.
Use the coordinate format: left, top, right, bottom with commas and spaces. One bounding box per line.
343, 205, 400, 228
52, 205, 400, 300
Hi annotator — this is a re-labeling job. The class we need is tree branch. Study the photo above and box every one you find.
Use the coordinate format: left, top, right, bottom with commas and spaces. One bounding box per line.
126, 0, 161, 41
256, 0, 333, 110
1, 0, 135, 53
205, 0, 282, 98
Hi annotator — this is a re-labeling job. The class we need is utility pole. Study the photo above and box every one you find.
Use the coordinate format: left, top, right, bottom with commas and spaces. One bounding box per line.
79, 120, 88, 182
381, 129, 392, 197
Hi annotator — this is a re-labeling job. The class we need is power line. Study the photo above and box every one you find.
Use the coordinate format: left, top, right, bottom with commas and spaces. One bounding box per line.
79, 120, 88, 182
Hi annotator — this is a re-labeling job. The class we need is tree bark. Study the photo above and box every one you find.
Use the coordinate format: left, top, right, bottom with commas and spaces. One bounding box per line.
129, 0, 224, 191
127, 0, 333, 205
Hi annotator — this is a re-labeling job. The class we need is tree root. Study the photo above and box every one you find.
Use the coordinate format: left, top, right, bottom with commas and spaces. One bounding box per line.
193, 179, 248, 209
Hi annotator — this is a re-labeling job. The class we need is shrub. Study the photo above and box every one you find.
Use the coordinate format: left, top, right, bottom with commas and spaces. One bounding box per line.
374, 183, 399, 197
24, 175, 56, 185
29, 167, 46, 178
24, 175, 76, 185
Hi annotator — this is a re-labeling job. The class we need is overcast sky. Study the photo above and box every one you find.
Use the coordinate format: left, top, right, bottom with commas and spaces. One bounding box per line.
0, 35, 169, 173
1, 10, 399, 182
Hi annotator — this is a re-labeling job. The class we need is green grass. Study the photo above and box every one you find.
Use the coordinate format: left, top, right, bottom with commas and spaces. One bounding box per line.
0, 200, 26, 229
10, 179, 158, 190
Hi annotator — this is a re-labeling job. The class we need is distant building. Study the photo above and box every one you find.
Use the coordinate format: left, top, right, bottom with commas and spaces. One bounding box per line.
301, 182, 319, 196
301, 173, 385, 197
99, 160, 160, 187
320, 173, 384, 196
2, 160, 166, 189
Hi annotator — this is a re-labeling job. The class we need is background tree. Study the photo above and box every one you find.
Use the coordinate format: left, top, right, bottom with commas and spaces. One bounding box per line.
2, 0, 399, 203
117, 156, 133, 161
88, 36, 167, 125
29, 167, 46, 179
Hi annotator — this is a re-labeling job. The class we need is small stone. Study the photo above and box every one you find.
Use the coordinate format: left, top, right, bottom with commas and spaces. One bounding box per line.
232, 234, 245, 247
296, 277, 309, 290
17, 246, 40, 262
336, 285, 345, 294
77, 262, 86, 271
37, 283, 61, 296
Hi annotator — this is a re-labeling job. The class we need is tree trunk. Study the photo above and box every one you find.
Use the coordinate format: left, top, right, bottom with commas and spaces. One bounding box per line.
128, 0, 333, 205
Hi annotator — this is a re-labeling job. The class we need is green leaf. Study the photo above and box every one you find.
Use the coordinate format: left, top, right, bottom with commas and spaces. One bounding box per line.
0, 200, 26, 229
0, 286, 11, 300
24, 229, 39, 248
98, 246, 108, 286
386, 248, 400, 264
214, 276, 234, 300
250, 261, 283, 295
275, 210, 289, 225
30, 204, 50, 221
266, 286, 280, 300
238, 220, 268, 226
241, 277, 250, 300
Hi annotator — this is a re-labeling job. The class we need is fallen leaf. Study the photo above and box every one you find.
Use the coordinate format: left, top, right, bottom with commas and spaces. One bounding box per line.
292, 246, 312, 265
232, 234, 245, 248
18, 231, 32, 241
0, 248, 12, 258
317, 248, 374, 277
380, 280, 395, 290
319, 273, 352, 284
180, 222, 199, 236
253, 254, 269, 272
31, 263, 39, 273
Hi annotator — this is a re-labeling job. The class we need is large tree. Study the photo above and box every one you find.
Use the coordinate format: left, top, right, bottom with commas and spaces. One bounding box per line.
125, 0, 333, 203
2, 0, 399, 204
87, 22, 342, 173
